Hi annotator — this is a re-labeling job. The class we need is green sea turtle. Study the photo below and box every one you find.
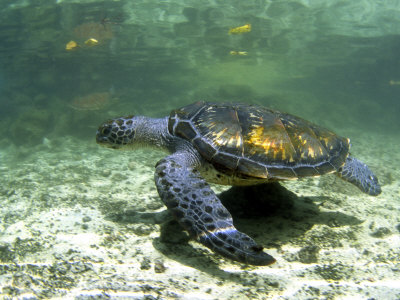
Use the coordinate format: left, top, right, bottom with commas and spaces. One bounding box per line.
96, 101, 381, 265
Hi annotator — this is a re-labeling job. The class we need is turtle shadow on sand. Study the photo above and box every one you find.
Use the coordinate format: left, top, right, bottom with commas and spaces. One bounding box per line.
107, 182, 362, 278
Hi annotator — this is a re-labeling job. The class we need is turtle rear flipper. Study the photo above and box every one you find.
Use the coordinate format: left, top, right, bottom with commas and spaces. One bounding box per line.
154, 152, 276, 266
337, 156, 381, 196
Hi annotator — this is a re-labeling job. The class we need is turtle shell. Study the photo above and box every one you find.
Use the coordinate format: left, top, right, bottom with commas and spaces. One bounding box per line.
168, 101, 350, 180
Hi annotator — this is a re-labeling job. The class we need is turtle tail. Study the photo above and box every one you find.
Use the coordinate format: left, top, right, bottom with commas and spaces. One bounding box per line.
337, 156, 381, 196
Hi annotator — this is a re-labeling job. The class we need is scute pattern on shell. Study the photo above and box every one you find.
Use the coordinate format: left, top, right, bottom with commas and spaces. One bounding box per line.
168, 101, 350, 179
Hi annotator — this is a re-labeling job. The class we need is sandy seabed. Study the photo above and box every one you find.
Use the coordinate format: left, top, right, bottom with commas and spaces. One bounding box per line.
0, 130, 399, 299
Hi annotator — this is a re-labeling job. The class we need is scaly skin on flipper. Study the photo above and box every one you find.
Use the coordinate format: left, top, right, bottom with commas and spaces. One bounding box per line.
337, 156, 381, 196
154, 151, 276, 265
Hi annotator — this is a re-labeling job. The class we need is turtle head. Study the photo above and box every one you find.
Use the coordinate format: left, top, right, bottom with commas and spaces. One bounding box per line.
96, 115, 141, 149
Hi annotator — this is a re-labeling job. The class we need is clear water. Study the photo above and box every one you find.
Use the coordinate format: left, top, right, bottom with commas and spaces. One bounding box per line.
0, 1, 399, 299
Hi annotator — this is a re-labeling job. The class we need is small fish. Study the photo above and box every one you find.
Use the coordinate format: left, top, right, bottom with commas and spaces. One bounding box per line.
84, 38, 99, 46
229, 24, 251, 34
230, 51, 248, 56
389, 80, 400, 85
66, 40, 78, 51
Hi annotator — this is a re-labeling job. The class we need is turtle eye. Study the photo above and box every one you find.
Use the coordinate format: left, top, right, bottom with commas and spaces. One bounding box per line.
102, 126, 111, 136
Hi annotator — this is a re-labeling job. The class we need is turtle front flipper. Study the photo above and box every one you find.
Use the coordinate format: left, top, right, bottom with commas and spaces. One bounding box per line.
154, 152, 276, 266
337, 156, 381, 196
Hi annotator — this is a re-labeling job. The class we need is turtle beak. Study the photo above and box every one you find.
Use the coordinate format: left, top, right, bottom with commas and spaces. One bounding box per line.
96, 132, 108, 144
96, 133, 122, 149
96, 124, 113, 146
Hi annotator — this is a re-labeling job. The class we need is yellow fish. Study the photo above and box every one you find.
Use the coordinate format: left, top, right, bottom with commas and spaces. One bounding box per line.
65, 40, 78, 51
230, 51, 248, 56
229, 24, 251, 34
84, 38, 99, 46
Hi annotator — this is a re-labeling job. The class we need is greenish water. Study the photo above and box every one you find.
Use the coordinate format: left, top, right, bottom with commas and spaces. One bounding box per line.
0, 0, 399, 145
0, 1, 399, 299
